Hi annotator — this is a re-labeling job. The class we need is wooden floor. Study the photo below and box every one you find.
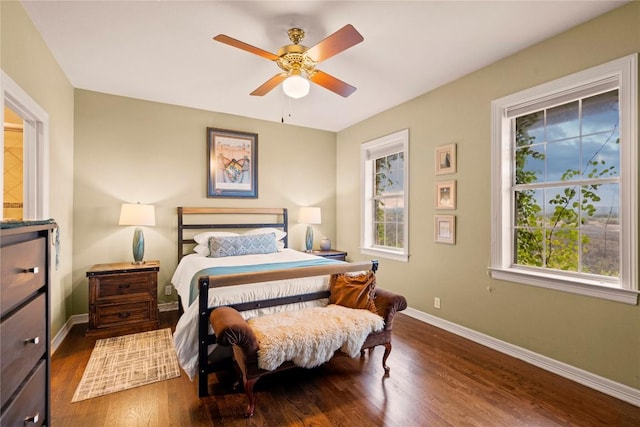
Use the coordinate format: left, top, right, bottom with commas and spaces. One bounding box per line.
51, 311, 640, 426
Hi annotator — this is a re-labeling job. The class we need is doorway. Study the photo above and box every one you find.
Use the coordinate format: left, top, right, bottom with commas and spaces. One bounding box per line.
3, 106, 24, 220
1, 70, 50, 221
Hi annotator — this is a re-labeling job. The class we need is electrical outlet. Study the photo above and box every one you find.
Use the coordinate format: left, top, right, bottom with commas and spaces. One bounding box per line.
164, 285, 173, 296
434, 297, 441, 309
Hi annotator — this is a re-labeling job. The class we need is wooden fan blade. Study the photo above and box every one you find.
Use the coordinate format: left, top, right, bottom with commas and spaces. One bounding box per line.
250, 73, 288, 96
305, 24, 364, 63
309, 70, 357, 97
213, 34, 279, 61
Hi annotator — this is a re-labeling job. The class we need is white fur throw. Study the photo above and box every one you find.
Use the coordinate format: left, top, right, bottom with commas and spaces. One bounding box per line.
248, 304, 384, 371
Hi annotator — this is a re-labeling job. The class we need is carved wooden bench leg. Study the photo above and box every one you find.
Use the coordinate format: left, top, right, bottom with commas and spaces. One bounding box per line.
382, 342, 392, 375
243, 378, 258, 417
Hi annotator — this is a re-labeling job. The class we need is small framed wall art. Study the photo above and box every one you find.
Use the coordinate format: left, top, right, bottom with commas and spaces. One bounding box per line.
434, 214, 456, 244
207, 127, 258, 198
435, 180, 456, 210
435, 143, 457, 175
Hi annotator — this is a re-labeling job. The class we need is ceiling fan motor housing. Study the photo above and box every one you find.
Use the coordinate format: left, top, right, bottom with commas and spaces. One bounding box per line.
276, 43, 317, 78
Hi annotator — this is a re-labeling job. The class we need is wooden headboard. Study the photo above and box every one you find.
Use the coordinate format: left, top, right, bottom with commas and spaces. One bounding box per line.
177, 207, 288, 260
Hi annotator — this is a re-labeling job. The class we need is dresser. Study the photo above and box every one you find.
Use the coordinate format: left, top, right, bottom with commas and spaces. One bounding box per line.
1, 222, 56, 427
86, 261, 160, 337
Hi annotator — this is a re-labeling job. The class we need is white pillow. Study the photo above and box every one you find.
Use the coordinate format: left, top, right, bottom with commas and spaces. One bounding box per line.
193, 245, 210, 256
193, 231, 238, 246
243, 227, 287, 242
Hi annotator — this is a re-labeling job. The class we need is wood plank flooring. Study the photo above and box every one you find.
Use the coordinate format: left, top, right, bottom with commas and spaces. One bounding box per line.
51, 311, 640, 426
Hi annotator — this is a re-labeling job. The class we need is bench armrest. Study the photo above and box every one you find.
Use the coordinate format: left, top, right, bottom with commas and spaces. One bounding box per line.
373, 287, 408, 330
210, 307, 259, 356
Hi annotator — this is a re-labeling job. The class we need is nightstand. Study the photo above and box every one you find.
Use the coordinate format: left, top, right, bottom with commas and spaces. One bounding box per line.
309, 250, 347, 261
86, 261, 160, 337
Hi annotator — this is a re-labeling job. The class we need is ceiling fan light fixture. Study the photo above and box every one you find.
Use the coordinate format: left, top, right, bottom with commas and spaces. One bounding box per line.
282, 74, 310, 99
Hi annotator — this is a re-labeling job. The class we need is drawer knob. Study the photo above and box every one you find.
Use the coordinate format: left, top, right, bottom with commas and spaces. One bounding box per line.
24, 412, 39, 424
119, 311, 131, 319
23, 266, 39, 274
119, 284, 131, 289
24, 336, 40, 345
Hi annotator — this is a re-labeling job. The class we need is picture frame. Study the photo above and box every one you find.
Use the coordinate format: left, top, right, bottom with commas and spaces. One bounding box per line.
207, 127, 258, 198
435, 143, 457, 175
434, 214, 456, 244
435, 180, 456, 210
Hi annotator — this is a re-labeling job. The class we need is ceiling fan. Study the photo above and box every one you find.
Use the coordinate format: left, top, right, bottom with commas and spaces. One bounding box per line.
213, 24, 364, 98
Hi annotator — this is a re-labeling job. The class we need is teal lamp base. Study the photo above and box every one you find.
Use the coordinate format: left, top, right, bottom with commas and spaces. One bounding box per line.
305, 225, 313, 252
132, 227, 145, 264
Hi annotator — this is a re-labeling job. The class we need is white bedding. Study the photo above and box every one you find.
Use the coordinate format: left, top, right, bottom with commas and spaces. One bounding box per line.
171, 249, 332, 379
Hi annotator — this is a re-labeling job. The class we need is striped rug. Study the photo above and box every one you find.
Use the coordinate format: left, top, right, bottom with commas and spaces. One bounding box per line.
72, 328, 180, 402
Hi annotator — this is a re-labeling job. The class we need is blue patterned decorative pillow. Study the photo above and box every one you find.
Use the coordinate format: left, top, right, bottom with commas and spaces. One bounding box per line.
208, 233, 278, 258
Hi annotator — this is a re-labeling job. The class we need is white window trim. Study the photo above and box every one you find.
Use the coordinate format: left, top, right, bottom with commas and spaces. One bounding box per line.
1, 70, 50, 221
490, 54, 638, 304
361, 129, 409, 262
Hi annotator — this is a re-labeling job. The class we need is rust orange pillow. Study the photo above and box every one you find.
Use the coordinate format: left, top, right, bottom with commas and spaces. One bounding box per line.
329, 271, 377, 314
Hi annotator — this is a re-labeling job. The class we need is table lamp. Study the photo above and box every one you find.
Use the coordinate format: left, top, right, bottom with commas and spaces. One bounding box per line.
298, 207, 321, 252
119, 202, 156, 264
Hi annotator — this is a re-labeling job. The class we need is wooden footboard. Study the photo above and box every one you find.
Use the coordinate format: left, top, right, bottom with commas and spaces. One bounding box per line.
196, 260, 378, 397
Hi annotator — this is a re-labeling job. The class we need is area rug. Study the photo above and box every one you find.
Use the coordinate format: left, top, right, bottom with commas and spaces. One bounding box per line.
72, 328, 180, 402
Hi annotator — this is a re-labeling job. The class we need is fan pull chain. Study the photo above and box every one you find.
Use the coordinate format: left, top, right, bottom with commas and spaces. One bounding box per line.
280, 92, 294, 123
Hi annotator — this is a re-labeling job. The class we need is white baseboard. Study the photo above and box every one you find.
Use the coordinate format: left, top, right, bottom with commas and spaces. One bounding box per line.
403, 307, 640, 408
51, 313, 87, 354
50, 302, 179, 354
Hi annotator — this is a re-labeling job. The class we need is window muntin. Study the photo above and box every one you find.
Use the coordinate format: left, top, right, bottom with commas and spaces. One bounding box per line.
361, 129, 409, 262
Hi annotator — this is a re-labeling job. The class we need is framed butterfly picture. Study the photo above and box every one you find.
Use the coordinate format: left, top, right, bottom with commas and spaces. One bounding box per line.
207, 127, 258, 198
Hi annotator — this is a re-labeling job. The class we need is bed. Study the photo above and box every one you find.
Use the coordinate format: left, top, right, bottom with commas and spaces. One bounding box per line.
171, 207, 376, 397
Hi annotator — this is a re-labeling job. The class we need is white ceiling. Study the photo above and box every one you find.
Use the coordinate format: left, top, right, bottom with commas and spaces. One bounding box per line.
20, 1, 627, 132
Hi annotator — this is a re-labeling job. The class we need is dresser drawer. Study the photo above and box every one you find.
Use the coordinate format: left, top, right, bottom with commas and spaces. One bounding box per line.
93, 272, 155, 299
0, 360, 46, 427
0, 294, 47, 408
0, 238, 46, 315
95, 300, 153, 326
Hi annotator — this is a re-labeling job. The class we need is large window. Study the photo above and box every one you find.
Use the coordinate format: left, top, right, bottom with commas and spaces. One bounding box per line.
491, 55, 637, 304
361, 129, 409, 262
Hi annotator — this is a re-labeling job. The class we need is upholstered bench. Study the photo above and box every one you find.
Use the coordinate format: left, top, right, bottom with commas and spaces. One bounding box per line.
210, 274, 407, 418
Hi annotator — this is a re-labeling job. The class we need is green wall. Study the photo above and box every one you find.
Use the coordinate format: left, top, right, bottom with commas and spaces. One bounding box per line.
1, 0, 75, 339
72, 90, 337, 314
336, 2, 640, 389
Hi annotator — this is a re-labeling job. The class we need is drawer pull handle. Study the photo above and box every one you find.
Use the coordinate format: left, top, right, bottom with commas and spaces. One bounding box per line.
24, 412, 39, 424
25, 336, 40, 345
119, 312, 131, 319
23, 266, 39, 274
119, 284, 130, 289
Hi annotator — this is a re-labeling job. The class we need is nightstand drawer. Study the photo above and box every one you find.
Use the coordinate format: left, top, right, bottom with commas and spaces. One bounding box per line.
309, 250, 347, 261
0, 360, 46, 427
95, 300, 153, 326
94, 272, 155, 299
1, 237, 46, 315
0, 294, 46, 408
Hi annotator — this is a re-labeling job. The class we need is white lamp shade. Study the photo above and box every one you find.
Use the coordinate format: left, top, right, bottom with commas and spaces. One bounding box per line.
282, 75, 310, 99
119, 203, 156, 226
298, 206, 321, 225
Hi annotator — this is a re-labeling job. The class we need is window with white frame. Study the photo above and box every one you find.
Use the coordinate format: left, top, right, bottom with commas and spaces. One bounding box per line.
490, 54, 638, 304
361, 129, 409, 262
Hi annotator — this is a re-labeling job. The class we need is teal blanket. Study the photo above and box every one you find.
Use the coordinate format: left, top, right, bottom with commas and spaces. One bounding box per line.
189, 257, 344, 306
